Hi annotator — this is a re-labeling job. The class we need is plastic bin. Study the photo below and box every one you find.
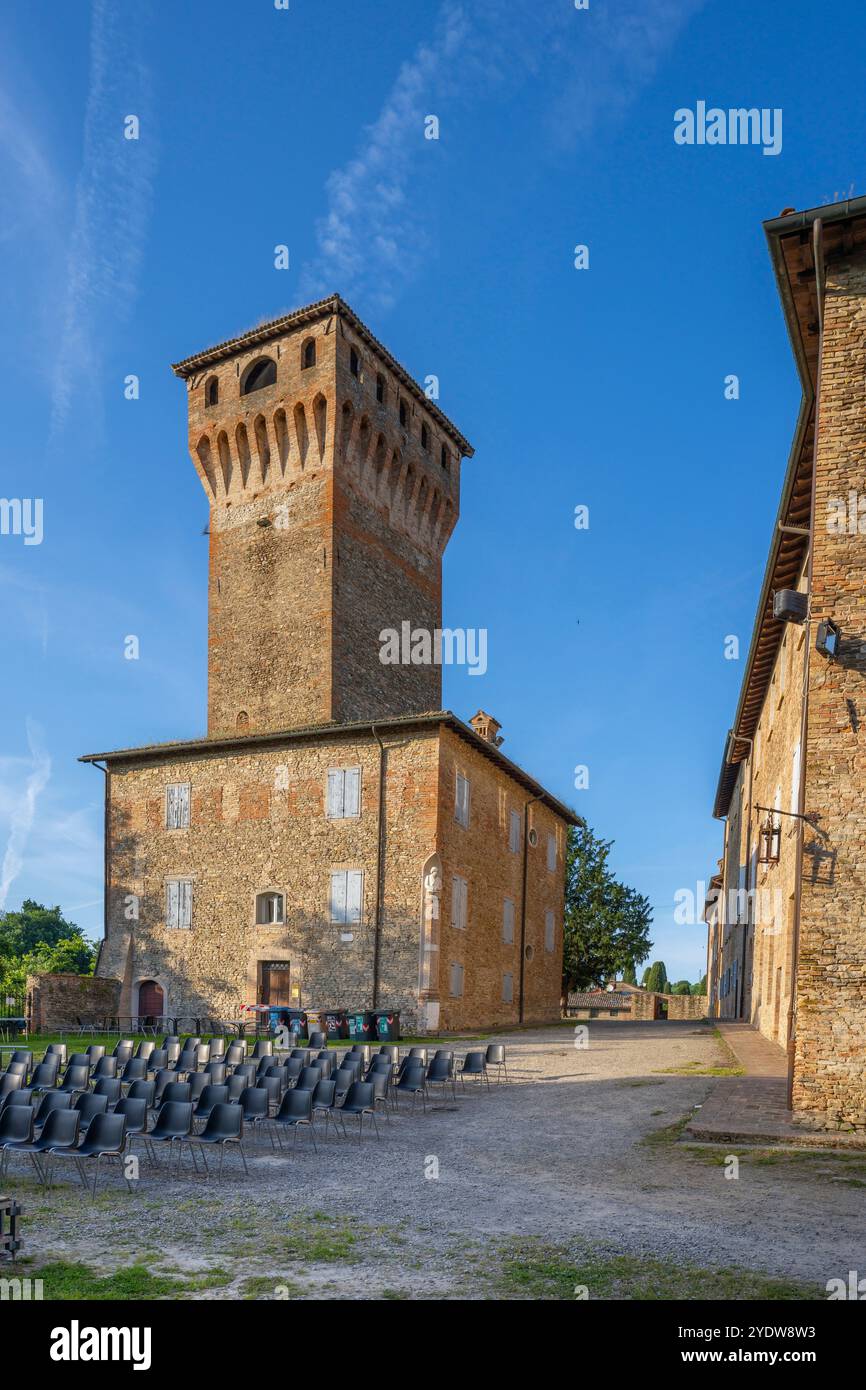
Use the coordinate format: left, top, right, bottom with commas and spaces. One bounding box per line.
322, 1009, 349, 1041
346, 1010, 374, 1042
371, 1009, 401, 1042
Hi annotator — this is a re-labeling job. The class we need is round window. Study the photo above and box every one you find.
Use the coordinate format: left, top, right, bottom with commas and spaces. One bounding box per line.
524, 945, 534, 962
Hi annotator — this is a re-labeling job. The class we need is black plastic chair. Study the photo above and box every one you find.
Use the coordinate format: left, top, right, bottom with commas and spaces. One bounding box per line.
0, 1103, 34, 1179
160, 1081, 191, 1107
135, 1040, 156, 1061
147, 1049, 169, 1075
485, 1044, 508, 1083
149, 1100, 194, 1175
366, 1069, 392, 1122
121, 1057, 148, 1086
114, 1096, 149, 1141
460, 1051, 490, 1091
295, 1066, 323, 1093
153, 1069, 177, 1103
59, 1064, 91, 1095
160, 1035, 181, 1050
193, 1084, 229, 1125
273, 1088, 317, 1151
226, 1073, 248, 1102
426, 1055, 456, 1101
204, 1061, 227, 1086
338, 1082, 379, 1141
33, 1091, 73, 1131
310, 1079, 340, 1136
408, 1047, 428, 1065
1, 1090, 33, 1113
283, 1058, 304, 1085
68, 1052, 92, 1070
85, 1045, 106, 1065
187, 1072, 209, 1103
74, 1092, 110, 1136
395, 1063, 428, 1113
66, 1112, 130, 1198
28, 1062, 59, 1093
112, 1041, 135, 1067
224, 1042, 246, 1069
45, 1043, 67, 1065
237, 1087, 273, 1147
258, 1074, 282, 1115
315, 1051, 335, 1079
333, 1067, 356, 1103
188, 1103, 247, 1180
93, 1077, 123, 1105
28, 1108, 82, 1188
307, 1031, 327, 1050
92, 1056, 118, 1081
126, 1079, 156, 1108
289, 1048, 308, 1061
265, 1064, 290, 1095
9, 1049, 33, 1070
232, 1062, 258, 1086
3, 1062, 28, 1081
251, 1040, 273, 1060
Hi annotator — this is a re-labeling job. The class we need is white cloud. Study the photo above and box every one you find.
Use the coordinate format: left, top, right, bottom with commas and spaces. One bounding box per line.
301, 0, 705, 311
0, 720, 52, 910
50, 0, 156, 438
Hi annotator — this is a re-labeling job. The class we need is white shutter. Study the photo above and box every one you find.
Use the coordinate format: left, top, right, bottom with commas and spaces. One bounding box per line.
452, 876, 461, 929
547, 834, 556, 872
346, 870, 363, 924
545, 909, 555, 953
455, 773, 470, 827
180, 880, 192, 929
461, 878, 468, 930
509, 810, 520, 853
503, 972, 513, 1003
326, 770, 344, 819
503, 897, 514, 944
178, 784, 190, 828
166, 880, 179, 927
330, 870, 347, 923
166, 784, 190, 829
345, 767, 361, 817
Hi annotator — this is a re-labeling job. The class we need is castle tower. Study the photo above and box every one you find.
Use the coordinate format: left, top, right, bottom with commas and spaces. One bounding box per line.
171, 296, 473, 737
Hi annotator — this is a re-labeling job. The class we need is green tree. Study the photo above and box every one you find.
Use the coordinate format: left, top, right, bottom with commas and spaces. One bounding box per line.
643, 960, 669, 994
0, 901, 95, 1001
563, 823, 653, 991
692, 975, 707, 995
670, 979, 692, 996
622, 961, 637, 986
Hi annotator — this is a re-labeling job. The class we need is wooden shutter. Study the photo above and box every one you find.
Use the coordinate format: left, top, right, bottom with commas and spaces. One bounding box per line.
346, 870, 363, 924
455, 773, 469, 827
509, 810, 520, 853
545, 910, 555, 953
547, 834, 556, 871
330, 870, 347, 923
166, 880, 179, 927
503, 897, 514, 944
344, 768, 361, 817
166, 784, 190, 829
326, 770, 344, 818
180, 880, 192, 929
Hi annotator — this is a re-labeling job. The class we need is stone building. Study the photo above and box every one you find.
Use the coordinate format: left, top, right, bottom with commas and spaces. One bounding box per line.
707, 197, 866, 1128
83, 295, 576, 1033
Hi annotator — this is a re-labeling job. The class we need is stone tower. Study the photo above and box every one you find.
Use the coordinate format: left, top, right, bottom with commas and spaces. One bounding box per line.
171, 295, 473, 737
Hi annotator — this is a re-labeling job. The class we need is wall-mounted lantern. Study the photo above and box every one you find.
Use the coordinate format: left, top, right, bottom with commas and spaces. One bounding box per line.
816, 618, 841, 658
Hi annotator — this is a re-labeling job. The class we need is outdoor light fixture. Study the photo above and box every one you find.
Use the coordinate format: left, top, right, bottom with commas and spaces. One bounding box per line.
773, 589, 808, 624
816, 618, 841, 658
758, 814, 781, 865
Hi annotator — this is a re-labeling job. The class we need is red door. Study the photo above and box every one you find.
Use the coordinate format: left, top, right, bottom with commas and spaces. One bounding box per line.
138, 980, 164, 1018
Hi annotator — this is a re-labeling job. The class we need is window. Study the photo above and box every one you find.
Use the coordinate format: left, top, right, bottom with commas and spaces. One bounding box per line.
399, 398, 408, 428
349, 347, 360, 378
326, 767, 361, 819
545, 910, 555, 953
502, 972, 513, 1004
502, 897, 515, 944
440, 444, 450, 470
449, 961, 464, 997
205, 376, 218, 407
256, 891, 285, 925
509, 809, 521, 854
165, 879, 192, 930
455, 772, 470, 828
165, 783, 190, 830
376, 373, 386, 404
302, 338, 316, 369
547, 833, 557, 872
421, 423, 430, 451
241, 357, 277, 395
330, 869, 363, 926
451, 875, 468, 931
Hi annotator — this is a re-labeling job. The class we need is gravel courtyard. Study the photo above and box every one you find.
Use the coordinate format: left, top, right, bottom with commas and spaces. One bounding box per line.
6, 1021, 865, 1299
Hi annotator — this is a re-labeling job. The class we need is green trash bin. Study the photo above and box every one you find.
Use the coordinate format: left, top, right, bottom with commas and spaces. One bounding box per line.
371, 1009, 401, 1042
347, 1010, 373, 1042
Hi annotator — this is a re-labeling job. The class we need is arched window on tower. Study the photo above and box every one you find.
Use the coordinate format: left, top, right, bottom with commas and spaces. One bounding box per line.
421, 423, 430, 452
241, 357, 277, 395
349, 347, 361, 378
205, 376, 219, 407
376, 373, 386, 404
302, 338, 316, 370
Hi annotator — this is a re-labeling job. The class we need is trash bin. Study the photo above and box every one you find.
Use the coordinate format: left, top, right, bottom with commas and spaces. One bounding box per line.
322, 1009, 349, 1041
304, 1010, 323, 1040
346, 1009, 373, 1042
371, 1009, 401, 1042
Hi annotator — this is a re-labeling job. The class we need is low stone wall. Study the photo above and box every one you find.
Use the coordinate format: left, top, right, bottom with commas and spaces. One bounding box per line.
667, 993, 708, 1020
26, 973, 121, 1032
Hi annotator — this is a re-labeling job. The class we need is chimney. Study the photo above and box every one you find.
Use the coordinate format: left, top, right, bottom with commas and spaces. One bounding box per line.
469, 710, 503, 747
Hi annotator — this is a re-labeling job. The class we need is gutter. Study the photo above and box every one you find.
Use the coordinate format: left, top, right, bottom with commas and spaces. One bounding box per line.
370, 725, 387, 1011
518, 795, 542, 1024
85, 760, 110, 966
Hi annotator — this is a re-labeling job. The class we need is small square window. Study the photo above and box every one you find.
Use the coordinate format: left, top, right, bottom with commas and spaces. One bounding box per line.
256, 891, 285, 925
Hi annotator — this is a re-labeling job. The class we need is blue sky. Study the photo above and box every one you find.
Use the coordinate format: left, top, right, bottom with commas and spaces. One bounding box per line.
0, 0, 862, 983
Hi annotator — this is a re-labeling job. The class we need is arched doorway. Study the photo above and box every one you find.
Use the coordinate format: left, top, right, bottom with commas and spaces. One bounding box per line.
138, 979, 164, 1021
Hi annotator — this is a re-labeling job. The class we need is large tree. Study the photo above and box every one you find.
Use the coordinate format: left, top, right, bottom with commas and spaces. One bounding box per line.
643, 960, 669, 994
563, 823, 653, 991
0, 900, 95, 1001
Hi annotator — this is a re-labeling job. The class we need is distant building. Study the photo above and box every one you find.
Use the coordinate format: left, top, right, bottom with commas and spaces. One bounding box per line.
707, 198, 866, 1130
84, 296, 576, 1032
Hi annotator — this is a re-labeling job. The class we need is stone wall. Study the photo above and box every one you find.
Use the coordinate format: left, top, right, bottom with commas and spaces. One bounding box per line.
26, 973, 120, 1033
666, 993, 708, 1021
794, 250, 866, 1129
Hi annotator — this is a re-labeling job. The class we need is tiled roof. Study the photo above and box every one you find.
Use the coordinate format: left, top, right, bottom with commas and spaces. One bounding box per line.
566, 991, 633, 1009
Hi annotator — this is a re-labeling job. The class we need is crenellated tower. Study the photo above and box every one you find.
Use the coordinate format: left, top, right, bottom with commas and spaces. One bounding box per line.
171, 295, 473, 737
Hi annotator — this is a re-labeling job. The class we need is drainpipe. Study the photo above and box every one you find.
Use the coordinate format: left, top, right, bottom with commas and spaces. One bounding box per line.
370, 725, 386, 1011
518, 795, 542, 1024
786, 217, 824, 1109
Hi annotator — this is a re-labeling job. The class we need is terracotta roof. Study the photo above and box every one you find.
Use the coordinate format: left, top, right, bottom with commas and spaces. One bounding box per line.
713, 197, 866, 818
79, 710, 581, 827
170, 292, 474, 458
566, 991, 633, 1009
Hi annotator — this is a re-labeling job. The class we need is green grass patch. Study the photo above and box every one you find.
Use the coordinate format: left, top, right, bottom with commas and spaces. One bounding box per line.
3, 1260, 231, 1300
493, 1238, 822, 1301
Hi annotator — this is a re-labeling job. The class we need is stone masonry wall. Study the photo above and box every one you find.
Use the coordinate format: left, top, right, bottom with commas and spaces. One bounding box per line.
795, 252, 866, 1128
27, 972, 120, 1033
